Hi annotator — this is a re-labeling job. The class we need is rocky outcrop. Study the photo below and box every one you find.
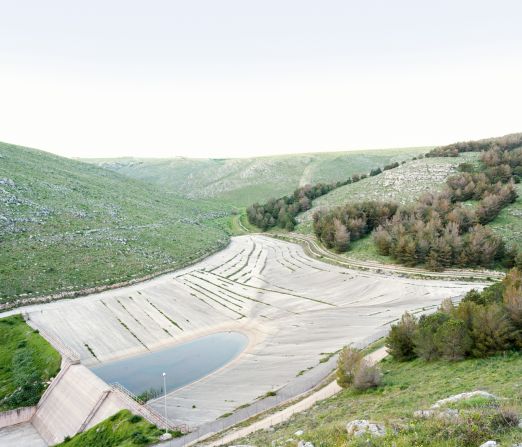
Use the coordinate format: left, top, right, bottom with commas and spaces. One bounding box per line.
346, 419, 386, 437
479, 442, 497, 447
413, 390, 497, 423
431, 391, 496, 409
413, 408, 459, 421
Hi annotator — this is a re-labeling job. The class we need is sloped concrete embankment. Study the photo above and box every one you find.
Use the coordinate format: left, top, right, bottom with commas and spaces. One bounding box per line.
32, 361, 121, 445
0, 406, 36, 429
31, 360, 178, 445
0, 318, 175, 446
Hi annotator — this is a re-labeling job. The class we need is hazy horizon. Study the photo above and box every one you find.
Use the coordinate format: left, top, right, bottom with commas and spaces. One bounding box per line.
1, 0, 521, 159
73, 144, 434, 160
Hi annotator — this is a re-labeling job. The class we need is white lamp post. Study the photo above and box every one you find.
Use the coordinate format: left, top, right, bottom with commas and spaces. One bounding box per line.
162, 372, 168, 434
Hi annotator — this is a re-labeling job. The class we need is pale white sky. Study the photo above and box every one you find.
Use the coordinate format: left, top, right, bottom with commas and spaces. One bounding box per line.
1, 0, 521, 159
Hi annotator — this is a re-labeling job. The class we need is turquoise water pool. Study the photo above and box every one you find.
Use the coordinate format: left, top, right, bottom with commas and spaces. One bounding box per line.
90, 331, 248, 397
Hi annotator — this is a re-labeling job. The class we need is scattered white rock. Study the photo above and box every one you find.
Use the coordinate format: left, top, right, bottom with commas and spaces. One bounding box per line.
346, 420, 386, 437
413, 409, 434, 418
294, 430, 304, 436
413, 408, 459, 421
437, 408, 460, 420
0, 178, 15, 187
479, 442, 497, 447
431, 391, 496, 409
297, 442, 314, 447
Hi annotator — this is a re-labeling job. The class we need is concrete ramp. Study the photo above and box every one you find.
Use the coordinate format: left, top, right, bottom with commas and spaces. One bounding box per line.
29, 361, 172, 445
32, 363, 113, 445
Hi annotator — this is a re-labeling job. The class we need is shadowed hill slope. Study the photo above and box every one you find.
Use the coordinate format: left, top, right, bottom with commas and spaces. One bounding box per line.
0, 142, 231, 307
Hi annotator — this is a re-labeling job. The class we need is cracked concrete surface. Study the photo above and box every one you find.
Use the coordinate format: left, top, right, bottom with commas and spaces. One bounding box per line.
1, 235, 483, 431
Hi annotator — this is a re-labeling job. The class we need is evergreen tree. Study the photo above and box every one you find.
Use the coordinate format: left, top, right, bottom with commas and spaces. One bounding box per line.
471, 304, 512, 357
386, 312, 418, 361
434, 318, 472, 361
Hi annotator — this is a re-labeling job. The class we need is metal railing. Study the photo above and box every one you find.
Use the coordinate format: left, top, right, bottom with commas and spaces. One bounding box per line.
23, 315, 81, 364
111, 382, 189, 434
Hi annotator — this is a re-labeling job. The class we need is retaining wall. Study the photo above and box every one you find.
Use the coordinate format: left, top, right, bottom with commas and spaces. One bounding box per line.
0, 406, 36, 429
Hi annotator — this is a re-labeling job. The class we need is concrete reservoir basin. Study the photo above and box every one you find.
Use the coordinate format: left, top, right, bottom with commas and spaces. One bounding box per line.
90, 331, 248, 397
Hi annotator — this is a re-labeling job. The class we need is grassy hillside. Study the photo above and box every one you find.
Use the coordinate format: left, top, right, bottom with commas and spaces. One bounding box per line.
297, 153, 481, 227
0, 315, 61, 411
489, 182, 522, 250
0, 142, 231, 308
236, 353, 522, 447
56, 409, 181, 446
88, 147, 429, 206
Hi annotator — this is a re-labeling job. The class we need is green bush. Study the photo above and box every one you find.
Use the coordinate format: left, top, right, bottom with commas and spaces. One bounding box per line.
386, 312, 417, 361
131, 431, 149, 444
336, 346, 363, 388
414, 312, 449, 360
353, 360, 381, 391
471, 304, 512, 357
128, 414, 143, 424
386, 271, 522, 364
434, 318, 472, 361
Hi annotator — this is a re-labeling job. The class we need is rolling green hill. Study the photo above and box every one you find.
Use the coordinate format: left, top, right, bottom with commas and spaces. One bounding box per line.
0, 142, 231, 308
88, 147, 429, 206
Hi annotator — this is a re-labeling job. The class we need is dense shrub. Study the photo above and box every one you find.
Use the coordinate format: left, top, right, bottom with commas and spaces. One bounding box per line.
371, 138, 520, 270
247, 182, 340, 230
137, 387, 162, 402
385, 312, 417, 361
426, 133, 522, 158
336, 346, 363, 388
386, 269, 522, 362
502, 267, 522, 328
1, 349, 45, 408
313, 201, 398, 252
314, 133, 520, 269
383, 161, 400, 171
463, 282, 505, 306
471, 304, 513, 357
353, 359, 382, 390
414, 312, 450, 360
434, 318, 472, 360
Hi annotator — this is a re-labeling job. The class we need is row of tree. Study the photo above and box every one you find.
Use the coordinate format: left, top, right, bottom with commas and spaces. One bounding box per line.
386, 268, 522, 361
372, 143, 520, 269
313, 201, 398, 252
313, 138, 521, 270
246, 158, 407, 231
246, 182, 340, 231
426, 133, 522, 158
372, 183, 517, 270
